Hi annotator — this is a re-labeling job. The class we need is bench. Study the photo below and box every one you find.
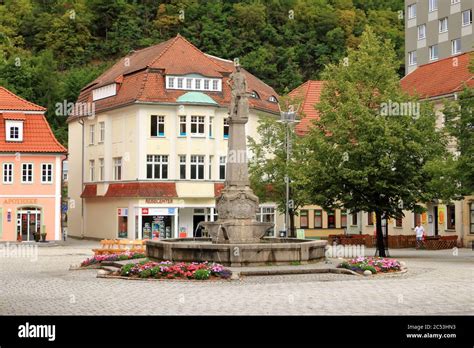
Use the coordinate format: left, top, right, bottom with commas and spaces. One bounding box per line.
92, 239, 146, 255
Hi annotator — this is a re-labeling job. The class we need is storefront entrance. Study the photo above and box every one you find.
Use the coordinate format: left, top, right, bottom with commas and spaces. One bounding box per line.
17, 208, 41, 242
139, 207, 176, 240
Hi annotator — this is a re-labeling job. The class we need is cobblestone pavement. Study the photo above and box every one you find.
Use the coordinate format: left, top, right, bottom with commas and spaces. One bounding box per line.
0, 239, 472, 315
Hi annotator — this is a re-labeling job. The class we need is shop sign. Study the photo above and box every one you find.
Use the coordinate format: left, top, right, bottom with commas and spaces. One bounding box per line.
117, 208, 128, 217
438, 207, 445, 225
145, 198, 173, 204
142, 208, 149, 215
142, 208, 175, 216
3, 198, 38, 205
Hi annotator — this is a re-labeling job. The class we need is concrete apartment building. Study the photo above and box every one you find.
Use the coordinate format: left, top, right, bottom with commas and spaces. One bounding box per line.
405, 0, 473, 75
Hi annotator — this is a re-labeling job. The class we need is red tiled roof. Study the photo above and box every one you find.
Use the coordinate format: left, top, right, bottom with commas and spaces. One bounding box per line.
71, 35, 279, 120
214, 183, 225, 197
105, 182, 177, 198
81, 184, 98, 198
289, 80, 325, 135
2, 112, 26, 120
0, 87, 67, 153
401, 52, 474, 99
0, 87, 46, 111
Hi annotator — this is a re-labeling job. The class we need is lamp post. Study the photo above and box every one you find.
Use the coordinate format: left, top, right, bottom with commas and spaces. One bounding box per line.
278, 107, 299, 237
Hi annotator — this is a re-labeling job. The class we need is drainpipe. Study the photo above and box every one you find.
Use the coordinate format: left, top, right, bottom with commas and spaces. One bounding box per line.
78, 118, 85, 239
61, 154, 68, 241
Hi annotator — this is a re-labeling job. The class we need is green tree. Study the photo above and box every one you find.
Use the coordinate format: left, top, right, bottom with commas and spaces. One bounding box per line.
304, 28, 453, 256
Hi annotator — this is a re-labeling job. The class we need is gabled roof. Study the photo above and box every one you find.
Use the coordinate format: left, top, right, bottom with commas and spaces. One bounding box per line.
72, 35, 279, 120
0, 87, 46, 111
401, 52, 474, 99
289, 80, 325, 135
0, 86, 66, 153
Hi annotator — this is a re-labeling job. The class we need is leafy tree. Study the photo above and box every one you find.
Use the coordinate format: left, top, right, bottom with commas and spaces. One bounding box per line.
303, 28, 453, 256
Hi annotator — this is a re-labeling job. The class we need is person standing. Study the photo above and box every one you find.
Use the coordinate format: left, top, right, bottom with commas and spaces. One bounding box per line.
415, 223, 425, 249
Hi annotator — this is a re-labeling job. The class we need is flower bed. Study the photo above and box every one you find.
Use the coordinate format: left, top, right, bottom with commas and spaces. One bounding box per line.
338, 256, 401, 274
81, 252, 146, 267
119, 260, 232, 280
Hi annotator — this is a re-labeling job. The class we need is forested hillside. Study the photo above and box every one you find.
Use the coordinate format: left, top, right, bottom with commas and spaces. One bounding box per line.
0, 0, 403, 145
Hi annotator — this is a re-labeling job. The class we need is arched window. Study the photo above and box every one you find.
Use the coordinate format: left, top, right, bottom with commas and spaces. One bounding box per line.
268, 95, 278, 103
251, 90, 260, 99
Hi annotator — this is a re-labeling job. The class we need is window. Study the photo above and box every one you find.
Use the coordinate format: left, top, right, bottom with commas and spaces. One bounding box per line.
351, 212, 358, 226
166, 75, 221, 92
452, 38, 461, 54
89, 125, 95, 145
6, 121, 23, 141
92, 84, 116, 101
408, 51, 417, 66
190, 116, 205, 135
251, 91, 260, 99
396, 217, 403, 228
117, 208, 128, 239
209, 117, 213, 138
418, 24, 426, 40
447, 205, 456, 229
341, 211, 347, 228
190, 155, 204, 180
41, 163, 53, 183
212, 80, 219, 91
439, 17, 448, 33
219, 156, 226, 180
89, 160, 95, 181
146, 155, 168, 179
167, 77, 175, 88
177, 78, 183, 89
300, 210, 308, 228
204, 79, 210, 90
2, 163, 13, 183
367, 212, 374, 226
151, 115, 165, 137
21, 163, 33, 183
414, 212, 421, 227
327, 210, 335, 228
186, 78, 192, 89
428, 0, 437, 12
179, 116, 187, 136
408, 4, 416, 19
195, 79, 201, 90
257, 207, 275, 235
179, 155, 186, 179
99, 122, 105, 142
208, 155, 213, 180
223, 118, 229, 139
113, 157, 122, 181
470, 204, 474, 234
99, 158, 104, 181
268, 96, 278, 103
451, 0, 460, 4
429, 45, 439, 60
314, 210, 322, 228
462, 10, 472, 26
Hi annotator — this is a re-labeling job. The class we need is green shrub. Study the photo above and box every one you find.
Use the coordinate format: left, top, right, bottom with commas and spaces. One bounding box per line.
150, 266, 161, 277
361, 265, 377, 274
193, 269, 210, 280
121, 263, 134, 276
118, 254, 129, 260
139, 269, 152, 278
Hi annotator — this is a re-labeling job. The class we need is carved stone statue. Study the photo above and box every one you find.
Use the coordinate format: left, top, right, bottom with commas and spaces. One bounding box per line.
227, 65, 249, 120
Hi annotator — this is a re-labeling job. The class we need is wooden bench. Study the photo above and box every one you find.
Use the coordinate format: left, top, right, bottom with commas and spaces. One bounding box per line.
92, 239, 146, 255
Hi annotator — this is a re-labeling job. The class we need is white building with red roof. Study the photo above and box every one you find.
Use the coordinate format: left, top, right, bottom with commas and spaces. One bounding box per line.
67, 34, 282, 240
0, 86, 67, 241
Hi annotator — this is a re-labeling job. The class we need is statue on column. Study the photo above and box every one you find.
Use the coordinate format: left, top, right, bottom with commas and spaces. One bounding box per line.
227, 64, 249, 120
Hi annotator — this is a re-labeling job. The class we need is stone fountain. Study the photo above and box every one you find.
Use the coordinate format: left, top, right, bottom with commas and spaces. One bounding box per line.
146, 65, 326, 266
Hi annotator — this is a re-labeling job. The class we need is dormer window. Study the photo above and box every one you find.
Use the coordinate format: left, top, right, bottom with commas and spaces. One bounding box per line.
251, 91, 260, 99
166, 75, 222, 92
92, 84, 116, 101
268, 95, 278, 103
6, 120, 23, 142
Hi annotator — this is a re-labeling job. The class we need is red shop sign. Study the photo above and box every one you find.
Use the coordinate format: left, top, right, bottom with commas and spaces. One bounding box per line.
142, 208, 149, 215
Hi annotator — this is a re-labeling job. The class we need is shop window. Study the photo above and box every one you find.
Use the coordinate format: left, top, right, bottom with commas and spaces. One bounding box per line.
300, 210, 308, 229
341, 211, 347, 228
117, 208, 128, 238
447, 205, 455, 229
327, 210, 335, 228
314, 210, 322, 228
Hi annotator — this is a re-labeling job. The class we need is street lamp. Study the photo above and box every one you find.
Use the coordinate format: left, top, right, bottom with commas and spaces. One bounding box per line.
278, 105, 300, 238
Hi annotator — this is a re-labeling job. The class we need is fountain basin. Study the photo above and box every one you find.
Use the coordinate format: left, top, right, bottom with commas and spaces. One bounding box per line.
146, 238, 327, 267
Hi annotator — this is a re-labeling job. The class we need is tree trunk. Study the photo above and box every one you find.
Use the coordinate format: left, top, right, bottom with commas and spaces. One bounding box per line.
289, 209, 295, 238
375, 211, 386, 257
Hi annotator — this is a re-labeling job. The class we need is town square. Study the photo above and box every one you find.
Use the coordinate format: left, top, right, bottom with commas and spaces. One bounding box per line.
0, 0, 473, 346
